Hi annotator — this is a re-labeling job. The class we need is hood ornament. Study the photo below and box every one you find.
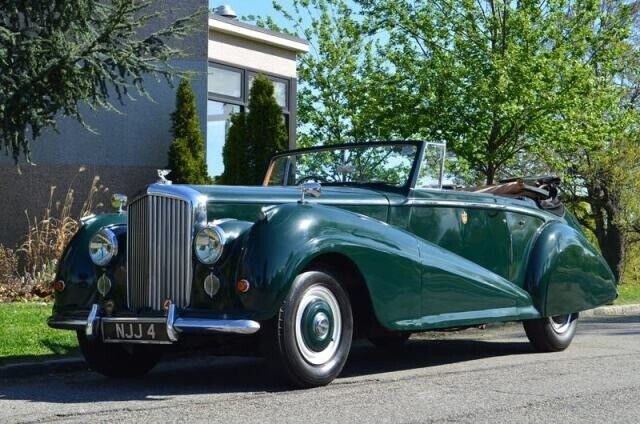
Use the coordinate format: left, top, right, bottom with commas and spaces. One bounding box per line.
300, 182, 322, 203
157, 169, 172, 185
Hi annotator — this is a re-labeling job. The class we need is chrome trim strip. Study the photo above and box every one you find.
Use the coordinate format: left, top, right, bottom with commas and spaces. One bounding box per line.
204, 197, 390, 206
130, 183, 208, 207
173, 318, 261, 335
405, 199, 555, 221
85, 304, 99, 338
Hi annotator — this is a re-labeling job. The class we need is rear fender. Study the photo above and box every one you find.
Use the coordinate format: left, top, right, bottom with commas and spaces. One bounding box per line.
526, 221, 617, 316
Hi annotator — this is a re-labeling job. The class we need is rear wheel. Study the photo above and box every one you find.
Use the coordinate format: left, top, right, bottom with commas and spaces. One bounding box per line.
262, 270, 353, 388
523, 313, 578, 352
77, 331, 162, 378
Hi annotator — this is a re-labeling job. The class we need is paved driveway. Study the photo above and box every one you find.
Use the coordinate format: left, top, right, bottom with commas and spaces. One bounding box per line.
2, 315, 639, 423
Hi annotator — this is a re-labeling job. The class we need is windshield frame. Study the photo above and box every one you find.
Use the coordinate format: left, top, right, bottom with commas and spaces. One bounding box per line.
263, 140, 442, 194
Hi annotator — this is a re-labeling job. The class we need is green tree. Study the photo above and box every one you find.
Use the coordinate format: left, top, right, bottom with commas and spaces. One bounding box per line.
359, 0, 630, 184
270, 0, 640, 276
567, 137, 640, 281
0, 0, 204, 163
218, 112, 247, 185
558, 1, 640, 280
220, 75, 287, 185
167, 79, 211, 184
254, 0, 389, 147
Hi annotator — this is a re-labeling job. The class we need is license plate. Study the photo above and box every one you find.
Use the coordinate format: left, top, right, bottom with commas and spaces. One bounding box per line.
102, 319, 172, 344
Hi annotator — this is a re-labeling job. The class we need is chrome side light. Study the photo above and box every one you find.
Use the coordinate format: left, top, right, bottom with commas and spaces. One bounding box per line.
111, 193, 127, 213
204, 273, 221, 298
97, 274, 112, 296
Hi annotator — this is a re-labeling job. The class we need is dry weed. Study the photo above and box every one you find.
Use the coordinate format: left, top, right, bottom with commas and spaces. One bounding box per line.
0, 169, 107, 301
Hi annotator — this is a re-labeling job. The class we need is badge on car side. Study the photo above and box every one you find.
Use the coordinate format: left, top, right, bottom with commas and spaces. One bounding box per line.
461, 210, 468, 225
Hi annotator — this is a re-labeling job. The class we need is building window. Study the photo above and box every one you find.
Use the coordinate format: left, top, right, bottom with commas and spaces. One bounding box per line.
209, 65, 242, 99
207, 100, 240, 178
248, 74, 289, 109
207, 61, 294, 179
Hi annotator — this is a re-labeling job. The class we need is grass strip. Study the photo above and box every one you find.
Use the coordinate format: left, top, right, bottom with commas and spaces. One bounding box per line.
0, 302, 78, 365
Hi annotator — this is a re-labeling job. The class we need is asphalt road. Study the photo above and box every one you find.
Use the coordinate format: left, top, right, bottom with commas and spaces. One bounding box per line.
2, 315, 639, 423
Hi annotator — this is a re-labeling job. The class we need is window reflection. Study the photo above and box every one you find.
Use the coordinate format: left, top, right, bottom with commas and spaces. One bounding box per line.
207, 100, 240, 178
416, 143, 446, 188
209, 66, 242, 98
248, 75, 288, 108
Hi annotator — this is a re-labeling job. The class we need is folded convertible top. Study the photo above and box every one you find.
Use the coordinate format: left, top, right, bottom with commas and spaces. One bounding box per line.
468, 176, 564, 216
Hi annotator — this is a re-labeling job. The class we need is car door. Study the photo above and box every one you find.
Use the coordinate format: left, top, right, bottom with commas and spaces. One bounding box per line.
403, 191, 520, 319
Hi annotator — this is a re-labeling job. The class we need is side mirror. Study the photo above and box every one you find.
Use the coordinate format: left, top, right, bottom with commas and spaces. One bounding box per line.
299, 182, 321, 202
112, 193, 128, 214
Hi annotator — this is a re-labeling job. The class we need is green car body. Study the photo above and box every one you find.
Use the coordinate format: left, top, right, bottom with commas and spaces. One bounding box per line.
50, 170, 616, 329
48, 141, 617, 385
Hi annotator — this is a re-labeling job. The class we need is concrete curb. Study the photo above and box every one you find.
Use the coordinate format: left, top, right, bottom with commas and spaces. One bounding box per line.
580, 303, 640, 317
0, 356, 86, 380
2, 304, 638, 379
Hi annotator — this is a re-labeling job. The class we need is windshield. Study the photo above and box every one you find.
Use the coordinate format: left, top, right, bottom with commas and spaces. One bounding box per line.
265, 143, 420, 189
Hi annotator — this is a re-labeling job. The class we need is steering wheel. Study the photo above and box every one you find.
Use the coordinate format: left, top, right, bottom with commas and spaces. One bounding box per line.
295, 175, 330, 185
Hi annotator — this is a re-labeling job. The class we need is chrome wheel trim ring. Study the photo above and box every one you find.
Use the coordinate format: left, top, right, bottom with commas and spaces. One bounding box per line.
294, 286, 342, 365
550, 314, 573, 334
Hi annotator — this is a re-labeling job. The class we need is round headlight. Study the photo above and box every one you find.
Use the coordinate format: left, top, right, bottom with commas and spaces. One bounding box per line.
194, 226, 225, 265
89, 228, 118, 266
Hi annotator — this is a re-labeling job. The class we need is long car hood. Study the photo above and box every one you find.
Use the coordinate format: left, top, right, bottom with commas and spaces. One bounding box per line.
186, 185, 391, 223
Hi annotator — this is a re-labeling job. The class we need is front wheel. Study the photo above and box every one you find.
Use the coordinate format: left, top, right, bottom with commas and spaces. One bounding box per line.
262, 270, 353, 388
523, 313, 579, 352
77, 331, 162, 378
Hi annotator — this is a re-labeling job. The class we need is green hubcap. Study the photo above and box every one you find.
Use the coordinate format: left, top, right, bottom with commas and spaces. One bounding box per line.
301, 299, 334, 352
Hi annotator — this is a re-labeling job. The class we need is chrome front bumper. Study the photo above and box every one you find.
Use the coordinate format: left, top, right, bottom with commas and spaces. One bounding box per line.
48, 304, 261, 342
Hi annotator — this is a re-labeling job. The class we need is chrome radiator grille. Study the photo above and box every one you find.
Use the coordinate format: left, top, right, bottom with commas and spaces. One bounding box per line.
127, 194, 193, 311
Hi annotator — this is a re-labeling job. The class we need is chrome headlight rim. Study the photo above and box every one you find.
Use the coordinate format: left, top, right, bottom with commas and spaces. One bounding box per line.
89, 228, 118, 267
193, 225, 226, 265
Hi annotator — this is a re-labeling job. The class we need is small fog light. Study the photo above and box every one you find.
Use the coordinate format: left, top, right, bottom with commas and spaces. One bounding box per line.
204, 274, 221, 298
236, 279, 250, 293
54, 280, 65, 292
96, 274, 112, 296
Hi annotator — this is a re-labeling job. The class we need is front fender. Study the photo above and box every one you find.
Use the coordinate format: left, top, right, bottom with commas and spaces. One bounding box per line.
526, 221, 617, 316
237, 203, 422, 327
53, 214, 127, 314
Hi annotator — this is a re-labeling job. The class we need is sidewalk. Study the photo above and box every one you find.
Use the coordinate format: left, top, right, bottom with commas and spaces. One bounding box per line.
2, 303, 638, 380
579, 303, 640, 317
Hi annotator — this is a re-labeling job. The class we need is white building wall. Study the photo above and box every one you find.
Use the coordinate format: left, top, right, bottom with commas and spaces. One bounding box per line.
209, 32, 298, 78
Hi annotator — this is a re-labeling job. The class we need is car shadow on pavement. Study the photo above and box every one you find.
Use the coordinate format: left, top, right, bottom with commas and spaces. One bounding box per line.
341, 338, 532, 378
0, 337, 534, 404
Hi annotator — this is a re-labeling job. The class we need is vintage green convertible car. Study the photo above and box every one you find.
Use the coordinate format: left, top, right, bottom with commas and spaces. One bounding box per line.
49, 141, 617, 387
